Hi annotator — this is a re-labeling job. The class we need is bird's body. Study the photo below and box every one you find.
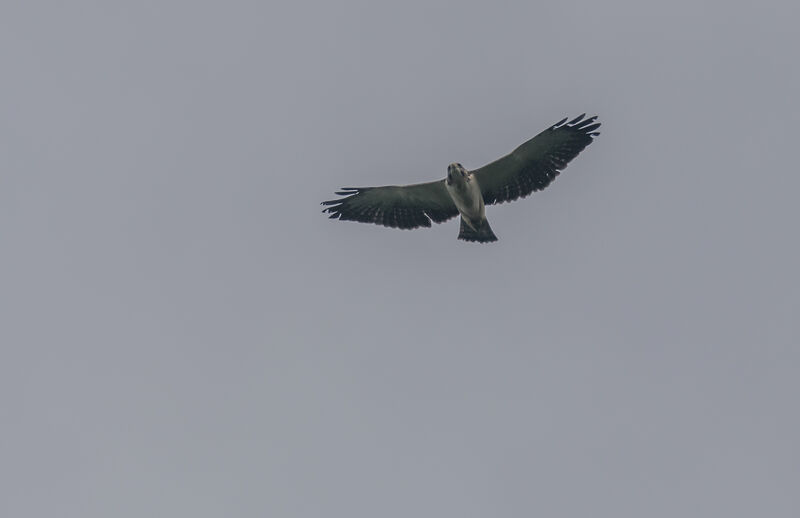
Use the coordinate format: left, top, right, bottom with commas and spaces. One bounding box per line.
445, 163, 497, 242
445, 164, 481, 217
322, 114, 600, 243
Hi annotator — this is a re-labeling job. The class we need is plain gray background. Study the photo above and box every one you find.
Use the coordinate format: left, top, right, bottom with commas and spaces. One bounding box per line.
2, 1, 798, 516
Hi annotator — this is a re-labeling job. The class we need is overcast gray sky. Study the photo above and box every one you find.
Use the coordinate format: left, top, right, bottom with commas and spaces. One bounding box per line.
2, 1, 799, 517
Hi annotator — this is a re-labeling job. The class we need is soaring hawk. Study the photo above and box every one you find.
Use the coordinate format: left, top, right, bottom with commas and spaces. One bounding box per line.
322, 114, 600, 243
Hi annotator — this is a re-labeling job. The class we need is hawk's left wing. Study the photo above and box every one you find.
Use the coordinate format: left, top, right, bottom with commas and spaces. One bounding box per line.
322, 179, 459, 230
473, 114, 601, 205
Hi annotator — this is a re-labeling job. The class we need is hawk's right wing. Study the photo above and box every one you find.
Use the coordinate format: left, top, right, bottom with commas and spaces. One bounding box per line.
473, 114, 601, 205
322, 179, 459, 230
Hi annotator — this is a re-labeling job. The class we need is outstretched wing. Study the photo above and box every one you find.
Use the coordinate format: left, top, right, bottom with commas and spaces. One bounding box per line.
322, 179, 459, 230
474, 114, 601, 205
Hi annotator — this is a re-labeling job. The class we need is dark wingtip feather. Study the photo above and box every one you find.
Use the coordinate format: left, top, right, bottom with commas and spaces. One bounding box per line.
322, 187, 362, 210
573, 117, 598, 130
568, 113, 586, 125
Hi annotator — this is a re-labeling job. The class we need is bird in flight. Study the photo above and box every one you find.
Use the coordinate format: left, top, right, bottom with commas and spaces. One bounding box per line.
322, 114, 600, 243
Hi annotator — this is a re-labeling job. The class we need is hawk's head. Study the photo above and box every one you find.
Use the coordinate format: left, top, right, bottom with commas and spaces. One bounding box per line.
446, 163, 468, 186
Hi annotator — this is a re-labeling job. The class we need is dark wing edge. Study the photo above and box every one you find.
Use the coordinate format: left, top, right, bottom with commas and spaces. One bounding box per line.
321, 180, 459, 230
474, 114, 601, 205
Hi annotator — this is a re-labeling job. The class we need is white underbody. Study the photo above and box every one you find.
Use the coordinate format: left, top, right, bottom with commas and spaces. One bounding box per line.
445, 171, 485, 230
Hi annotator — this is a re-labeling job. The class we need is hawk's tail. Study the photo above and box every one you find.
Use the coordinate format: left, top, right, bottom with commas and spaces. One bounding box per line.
458, 217, 498, 243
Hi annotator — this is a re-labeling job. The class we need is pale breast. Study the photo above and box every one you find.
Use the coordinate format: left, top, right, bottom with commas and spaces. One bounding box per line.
445, 176, 485, 220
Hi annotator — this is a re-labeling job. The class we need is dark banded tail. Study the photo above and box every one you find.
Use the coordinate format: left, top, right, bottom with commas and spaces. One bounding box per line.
458, 217, 498, 243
